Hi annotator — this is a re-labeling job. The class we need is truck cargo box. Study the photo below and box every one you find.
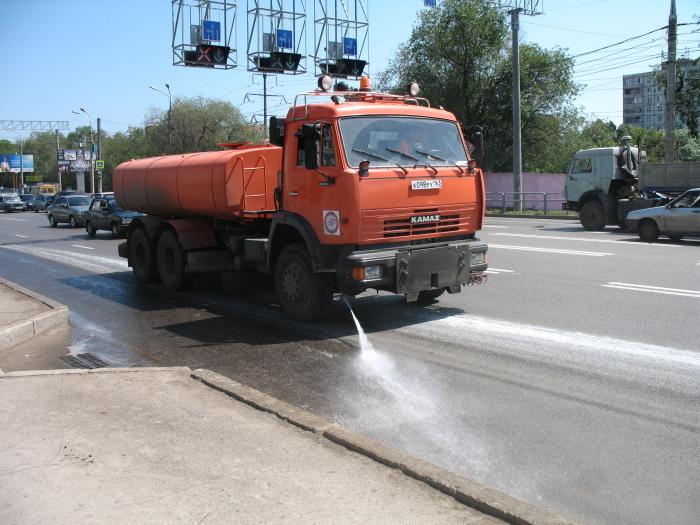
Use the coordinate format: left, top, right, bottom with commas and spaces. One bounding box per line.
113, 144, 282, 219
639, 162, 700, 193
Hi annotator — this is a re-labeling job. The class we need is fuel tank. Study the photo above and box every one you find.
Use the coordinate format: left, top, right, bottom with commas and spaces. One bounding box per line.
113, 144, 282, 219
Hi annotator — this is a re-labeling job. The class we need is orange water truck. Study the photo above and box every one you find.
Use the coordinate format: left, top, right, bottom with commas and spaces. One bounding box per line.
114, 76, 488, 321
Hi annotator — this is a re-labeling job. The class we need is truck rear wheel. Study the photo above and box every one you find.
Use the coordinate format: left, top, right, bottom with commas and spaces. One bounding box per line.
275, 242, 333, 321
638, 220, 659, 243
579, 200, 605, 231
130, 228, 158, 284
156, 230, 189, 291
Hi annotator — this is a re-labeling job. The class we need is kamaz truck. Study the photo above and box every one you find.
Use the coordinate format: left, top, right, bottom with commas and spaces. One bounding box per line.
114, 77, 488, 321
565, 136, 700, 230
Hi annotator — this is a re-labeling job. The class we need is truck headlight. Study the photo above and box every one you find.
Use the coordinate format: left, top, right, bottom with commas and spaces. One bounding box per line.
351, 265, 382, 281
470, 251, 486, 266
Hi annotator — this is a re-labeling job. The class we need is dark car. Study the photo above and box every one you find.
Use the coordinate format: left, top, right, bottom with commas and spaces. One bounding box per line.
0, 193, 27, 213
19, 194, 38, 211
33, 194, 54, 212
85, 196, 143, 238
47, 195, 92, 227
46, 190, 83, 209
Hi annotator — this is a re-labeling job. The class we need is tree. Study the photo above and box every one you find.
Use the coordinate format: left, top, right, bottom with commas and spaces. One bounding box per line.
676, 128, 700, 161
144, 96, 263, 155
376, 0, 580, 172
676, 58, 700, 137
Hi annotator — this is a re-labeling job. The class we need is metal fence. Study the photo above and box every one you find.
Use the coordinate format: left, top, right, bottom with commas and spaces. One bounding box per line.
486, 192, 568, 214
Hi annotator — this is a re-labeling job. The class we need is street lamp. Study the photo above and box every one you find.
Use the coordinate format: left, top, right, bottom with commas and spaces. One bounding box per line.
149, 84, 173, 155
72, 107, 95, 193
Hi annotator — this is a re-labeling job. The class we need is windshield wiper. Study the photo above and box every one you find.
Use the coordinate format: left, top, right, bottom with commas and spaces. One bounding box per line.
352, 147, 408, 175
385, 146, 438, 175
415, 149, 464, 174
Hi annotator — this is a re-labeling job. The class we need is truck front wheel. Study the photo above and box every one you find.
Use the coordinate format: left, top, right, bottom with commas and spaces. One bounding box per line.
275, 242, 333, 321
130, 228, 158, 284
579, 200, 605, 231
156, 230, 189, 291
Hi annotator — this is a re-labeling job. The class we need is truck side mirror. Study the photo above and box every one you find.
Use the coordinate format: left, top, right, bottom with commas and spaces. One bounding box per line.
472, 131, 484, 166
302, 123, 321, 170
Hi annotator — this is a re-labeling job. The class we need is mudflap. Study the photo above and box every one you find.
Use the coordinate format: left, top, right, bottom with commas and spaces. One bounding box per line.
396, 244, 469, 301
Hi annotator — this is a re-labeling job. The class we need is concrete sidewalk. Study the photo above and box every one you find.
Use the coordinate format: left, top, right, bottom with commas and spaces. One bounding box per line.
0, 367, 571, 525
0, 277, 68, 351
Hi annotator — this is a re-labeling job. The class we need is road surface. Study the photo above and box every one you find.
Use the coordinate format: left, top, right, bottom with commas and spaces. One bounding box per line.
0, 211, 698, 525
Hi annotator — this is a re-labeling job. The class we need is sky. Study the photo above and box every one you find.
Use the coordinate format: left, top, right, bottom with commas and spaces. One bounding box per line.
0, 0, 698, 140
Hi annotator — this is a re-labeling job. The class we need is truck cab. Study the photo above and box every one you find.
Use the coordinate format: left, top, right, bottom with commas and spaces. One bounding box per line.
565, 140, 640, 230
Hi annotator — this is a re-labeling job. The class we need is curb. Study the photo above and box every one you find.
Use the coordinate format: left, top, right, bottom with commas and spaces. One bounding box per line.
0, 366, 191, 378
0, 277, 69, 352
486, 213, 579, 221
191, 369, 575, 525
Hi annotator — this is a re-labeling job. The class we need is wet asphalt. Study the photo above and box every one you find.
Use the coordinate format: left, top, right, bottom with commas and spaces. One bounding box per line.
0, 211, 698, 525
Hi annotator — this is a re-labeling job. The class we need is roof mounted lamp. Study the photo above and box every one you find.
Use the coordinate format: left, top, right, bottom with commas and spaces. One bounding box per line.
318, 75, 333, 92
407, 82, 420, 97
359, 76, 371, 92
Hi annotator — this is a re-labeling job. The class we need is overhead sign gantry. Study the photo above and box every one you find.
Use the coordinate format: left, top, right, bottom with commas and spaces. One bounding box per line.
246, 0, 307, 74
171, 0, 238, 69
313, 0, 368, 79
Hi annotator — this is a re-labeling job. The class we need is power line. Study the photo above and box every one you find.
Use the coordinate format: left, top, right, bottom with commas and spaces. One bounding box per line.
573, 22, 700, 59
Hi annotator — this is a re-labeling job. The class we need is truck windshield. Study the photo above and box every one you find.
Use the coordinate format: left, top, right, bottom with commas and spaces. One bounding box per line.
338, 116, 468, 169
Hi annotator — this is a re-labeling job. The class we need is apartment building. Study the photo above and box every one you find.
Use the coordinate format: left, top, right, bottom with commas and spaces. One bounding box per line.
622, 58, 699, 130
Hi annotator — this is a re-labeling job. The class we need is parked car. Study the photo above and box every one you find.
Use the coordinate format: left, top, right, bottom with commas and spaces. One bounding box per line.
85, 196, 143, 238
19, 194, 38, 211
47, 195, 92, 227
32, 194, 54, 212
626, 188, 700, 242
0, 193, 27, 213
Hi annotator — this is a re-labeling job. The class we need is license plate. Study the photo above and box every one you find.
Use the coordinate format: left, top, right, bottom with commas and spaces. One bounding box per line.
411, 179, 442, 191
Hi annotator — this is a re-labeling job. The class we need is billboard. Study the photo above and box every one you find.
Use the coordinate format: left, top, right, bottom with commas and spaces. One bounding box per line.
57, 149, 93, 172
0, 154, 34, 173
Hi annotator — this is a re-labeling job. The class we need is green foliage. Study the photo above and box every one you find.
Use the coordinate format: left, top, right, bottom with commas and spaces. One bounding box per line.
376, 0, 580, 172
144, 96, 263, 154
676, 59, 700, 137
676, 128, 700, 161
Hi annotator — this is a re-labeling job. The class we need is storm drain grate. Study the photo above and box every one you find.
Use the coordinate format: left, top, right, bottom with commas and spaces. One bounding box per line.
58, 353, 112, 369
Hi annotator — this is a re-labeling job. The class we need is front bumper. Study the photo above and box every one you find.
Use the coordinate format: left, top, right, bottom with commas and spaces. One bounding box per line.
337, 239, 488, 299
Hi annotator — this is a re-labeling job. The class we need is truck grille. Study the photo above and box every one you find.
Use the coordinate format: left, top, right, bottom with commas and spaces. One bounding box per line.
362, 204, 476, 242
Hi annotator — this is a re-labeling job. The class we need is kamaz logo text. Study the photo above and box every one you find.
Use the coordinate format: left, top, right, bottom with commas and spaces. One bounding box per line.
410, 215, 441, 224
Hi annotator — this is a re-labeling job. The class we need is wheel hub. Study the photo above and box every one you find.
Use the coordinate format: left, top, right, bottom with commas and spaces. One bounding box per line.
281, 261, 307, 304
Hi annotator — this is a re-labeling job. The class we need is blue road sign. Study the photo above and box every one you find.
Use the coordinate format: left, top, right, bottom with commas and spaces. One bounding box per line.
276, 29, 293, 50
343, 37, 357, 56
202, 20, 221, 41
424, 0, 437, 6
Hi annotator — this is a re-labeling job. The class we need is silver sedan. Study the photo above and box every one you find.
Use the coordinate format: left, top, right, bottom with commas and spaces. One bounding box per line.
626, 188, 700, 242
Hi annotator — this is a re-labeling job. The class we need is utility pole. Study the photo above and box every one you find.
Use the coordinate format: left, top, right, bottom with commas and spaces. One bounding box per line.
664, 0, 677, 162
18, 136, 24, 194
511, 7, 523, 212
55, 129, 62, 192
96, 117, 102, 193
263, 73, 268, 137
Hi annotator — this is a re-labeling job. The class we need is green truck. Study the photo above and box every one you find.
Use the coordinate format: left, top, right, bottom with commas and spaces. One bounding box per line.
564, 136, 700, 230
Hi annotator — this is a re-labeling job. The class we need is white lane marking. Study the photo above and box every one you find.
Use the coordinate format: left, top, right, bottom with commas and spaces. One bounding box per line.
3, 218, 27, 222
487, 268, 514, 273
492, 232, 679, 247
602, 282, 700, 298
71, 244, 95, 251
405, 314, 700, 370
0, 244, 127, 273
489, 244, 612, 257
482, 225, 509, 229
14, 234, 28, 238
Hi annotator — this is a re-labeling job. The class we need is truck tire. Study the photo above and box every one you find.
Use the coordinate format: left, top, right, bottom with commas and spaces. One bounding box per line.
416, 288, 446, 304
156, 230, 189, 291
579, 200, 605, 231
638, 220, 659, 243
275, 242, 333, 321
130, 228, 158, 284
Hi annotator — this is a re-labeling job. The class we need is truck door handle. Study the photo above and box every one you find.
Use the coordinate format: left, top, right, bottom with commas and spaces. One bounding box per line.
288, 191, 299, 197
